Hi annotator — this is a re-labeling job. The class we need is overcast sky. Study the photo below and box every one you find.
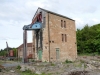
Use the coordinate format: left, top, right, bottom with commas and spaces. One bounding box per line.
0, 0, 100, 49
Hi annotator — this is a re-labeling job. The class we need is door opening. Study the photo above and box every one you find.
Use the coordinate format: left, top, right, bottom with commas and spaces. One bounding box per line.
56, 48, 60, 60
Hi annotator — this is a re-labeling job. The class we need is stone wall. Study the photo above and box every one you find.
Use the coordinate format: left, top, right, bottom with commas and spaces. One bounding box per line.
42, 13, 77, 62
18, 47, 33, 58
32, 11, 77, 62
42, 13, 50, 62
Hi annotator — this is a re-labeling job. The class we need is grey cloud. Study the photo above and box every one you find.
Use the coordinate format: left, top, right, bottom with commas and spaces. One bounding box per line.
0, 0, 36, 22
86, 19, 100, 26
0, 38, 8, 40
53, 0, 97, 14
0, 36, 22, 41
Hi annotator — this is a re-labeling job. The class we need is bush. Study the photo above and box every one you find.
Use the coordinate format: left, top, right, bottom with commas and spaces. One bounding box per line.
21, 69, 38, 75
32, 59, 35, 62
0, 68, 2, 72
65, 60, 73, 63
16, 65, 21, 70
21, 69, 51, 75
25, 69, 32, 73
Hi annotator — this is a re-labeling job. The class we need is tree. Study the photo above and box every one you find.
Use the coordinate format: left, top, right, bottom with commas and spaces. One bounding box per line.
12, 48, 17, 57
77, 24, 100, 55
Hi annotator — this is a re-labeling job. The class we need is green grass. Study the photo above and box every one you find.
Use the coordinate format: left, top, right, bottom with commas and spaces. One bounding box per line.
20, 69, 52, 75
51, 63, 55, 66
0, 60, 5, 64
41, 72, 52, 75
74, 62, 82, 68
20, 72, 51, 75
20, 69, 37, 75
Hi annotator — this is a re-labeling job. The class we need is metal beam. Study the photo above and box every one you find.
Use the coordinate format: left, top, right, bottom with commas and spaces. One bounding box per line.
40, 31, 42, 49
23, 30, 27, 63
23, 22, 42, 63
23, 22, 42, 30
36, 31, 39, 55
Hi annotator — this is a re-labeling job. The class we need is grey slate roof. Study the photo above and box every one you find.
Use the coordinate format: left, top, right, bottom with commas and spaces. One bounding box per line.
38, 7, 75, 21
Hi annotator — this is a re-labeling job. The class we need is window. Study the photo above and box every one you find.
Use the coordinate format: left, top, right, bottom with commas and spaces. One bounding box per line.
43, 17, 46, 28
45, 46, 47, 49
62, 34, 67, 42
61, 20, 66, 28
50, 41, 54, 43
52, 41, 54, 43
65, 34, 67, 42
62, 34, 64, 42
49, 41, 51, 43
64, 21, 66, 28
61, 20, 63, 27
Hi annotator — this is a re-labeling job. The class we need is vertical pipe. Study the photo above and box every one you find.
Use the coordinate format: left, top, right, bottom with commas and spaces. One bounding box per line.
16, 48, 18, 61
48, 13, 50, 62
36, 31, 38, 57
6, 42, 9, 57
25, 30, 27, 63
40, 31, 42, 49
22, 30, 24, 63
33, 33, 35, 59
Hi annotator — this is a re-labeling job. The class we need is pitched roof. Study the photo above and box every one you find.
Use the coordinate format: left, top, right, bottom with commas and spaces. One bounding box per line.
17, 43, 32, 49
38, 7, 75, 21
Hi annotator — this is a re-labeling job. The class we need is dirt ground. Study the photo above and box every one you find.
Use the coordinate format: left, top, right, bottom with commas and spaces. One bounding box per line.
0, 56, 100, 75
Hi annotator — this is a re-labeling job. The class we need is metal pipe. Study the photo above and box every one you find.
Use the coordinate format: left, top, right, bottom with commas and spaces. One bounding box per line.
5, 41, 9, 62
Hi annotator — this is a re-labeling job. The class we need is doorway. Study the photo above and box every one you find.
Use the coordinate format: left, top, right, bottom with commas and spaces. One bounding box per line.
38, 49, 42, 60
56, 48, 60, 60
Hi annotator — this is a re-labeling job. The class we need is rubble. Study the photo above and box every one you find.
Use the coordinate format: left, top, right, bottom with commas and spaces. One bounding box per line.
68, 71, 89, 75
0, 56, 100, 75
10, 70, 15, 73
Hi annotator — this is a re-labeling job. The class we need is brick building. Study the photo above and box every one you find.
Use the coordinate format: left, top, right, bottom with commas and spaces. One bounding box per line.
17, 43, 34, 59
32, 8, 77, 62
